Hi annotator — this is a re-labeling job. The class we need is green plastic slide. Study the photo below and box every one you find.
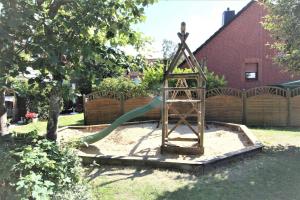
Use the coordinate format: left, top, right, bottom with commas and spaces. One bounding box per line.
81, 96, 162, 144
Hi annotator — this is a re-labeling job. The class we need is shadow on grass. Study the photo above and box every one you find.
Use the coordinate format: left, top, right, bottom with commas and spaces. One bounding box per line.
86, 166, 154, 187
155, 145, 300, 200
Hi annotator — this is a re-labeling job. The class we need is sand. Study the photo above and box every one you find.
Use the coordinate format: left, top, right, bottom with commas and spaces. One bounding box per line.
58, 122, 252, 162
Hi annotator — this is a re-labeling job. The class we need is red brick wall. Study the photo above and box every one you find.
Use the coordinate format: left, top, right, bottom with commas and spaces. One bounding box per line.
194, 2, 298, 89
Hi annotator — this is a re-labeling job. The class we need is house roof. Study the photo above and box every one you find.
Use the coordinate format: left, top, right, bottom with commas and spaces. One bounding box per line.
180, 0, 256, 67
272, 80, 300, 89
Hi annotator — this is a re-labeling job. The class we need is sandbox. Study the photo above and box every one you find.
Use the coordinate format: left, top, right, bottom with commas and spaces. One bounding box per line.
58, 121, 262, 173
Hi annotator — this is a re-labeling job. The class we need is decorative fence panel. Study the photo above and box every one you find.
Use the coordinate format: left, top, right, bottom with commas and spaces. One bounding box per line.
206, 88, 243, 123
246, 95, 288, 126
84, 97, 121, 124
124, 97, 160, 120
290, 88, 300, 126
245, 87, 288, 126
84, 86, 300, 127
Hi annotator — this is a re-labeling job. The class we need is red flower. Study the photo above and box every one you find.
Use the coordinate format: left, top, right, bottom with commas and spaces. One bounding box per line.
25, 112, 37, 119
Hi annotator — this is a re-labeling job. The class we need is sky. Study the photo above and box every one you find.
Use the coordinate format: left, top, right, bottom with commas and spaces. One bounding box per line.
125, 0, 252, 58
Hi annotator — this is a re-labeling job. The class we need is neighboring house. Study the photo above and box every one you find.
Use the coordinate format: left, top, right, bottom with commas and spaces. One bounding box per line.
5, 96, 14, 117
5, 90, 18, 120
182, 0, 298, 89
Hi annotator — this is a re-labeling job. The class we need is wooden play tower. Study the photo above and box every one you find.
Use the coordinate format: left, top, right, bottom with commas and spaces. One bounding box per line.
161, 22, 206, 155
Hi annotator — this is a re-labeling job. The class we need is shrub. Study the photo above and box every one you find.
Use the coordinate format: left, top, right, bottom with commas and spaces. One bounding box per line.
203, 67, 227, 90
142, 64, 227, 91
93, 64, 227, 99
0, 131, 89, 200
141, 63, 164, 94
12, 79, 50, 120
95, 77, 149, 99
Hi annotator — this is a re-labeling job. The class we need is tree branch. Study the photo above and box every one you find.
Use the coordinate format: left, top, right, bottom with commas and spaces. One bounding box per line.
48, 0, 72, 19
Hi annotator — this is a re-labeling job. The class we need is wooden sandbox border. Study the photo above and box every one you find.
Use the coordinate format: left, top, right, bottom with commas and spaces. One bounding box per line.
60, 121, 263, 173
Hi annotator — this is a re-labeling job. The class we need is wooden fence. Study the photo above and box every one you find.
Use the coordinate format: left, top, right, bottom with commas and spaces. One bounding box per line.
84, 86, 300, 127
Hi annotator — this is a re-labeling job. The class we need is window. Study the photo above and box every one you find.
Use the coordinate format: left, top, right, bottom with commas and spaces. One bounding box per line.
245, 72, 257, 80
245, 63, 258, 80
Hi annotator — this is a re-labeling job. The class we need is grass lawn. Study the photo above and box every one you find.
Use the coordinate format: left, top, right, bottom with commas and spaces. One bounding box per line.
11, 115, 300, 200
11, 113, 84, 134
89, 127, 300, 200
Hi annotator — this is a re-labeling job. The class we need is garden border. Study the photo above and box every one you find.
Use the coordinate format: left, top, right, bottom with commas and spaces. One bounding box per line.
61, 121, 263, 173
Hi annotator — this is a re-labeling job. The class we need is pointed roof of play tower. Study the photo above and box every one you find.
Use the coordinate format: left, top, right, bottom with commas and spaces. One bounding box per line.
164, 22, 206, 81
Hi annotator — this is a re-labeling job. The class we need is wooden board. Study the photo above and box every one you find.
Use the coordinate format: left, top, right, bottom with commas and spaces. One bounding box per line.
246, 95, 288, 126
85, 98, 121, 124
124, 97, 160, 119
206, 95, 243, 123
290, 96, 300, 126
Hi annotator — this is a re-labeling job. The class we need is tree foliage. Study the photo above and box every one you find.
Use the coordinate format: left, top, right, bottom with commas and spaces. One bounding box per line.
142, 64, 227, 92
0, 0, 155, 87
162, 39, 178, 60
0, 0, 155, 139
262, 0, 300, 73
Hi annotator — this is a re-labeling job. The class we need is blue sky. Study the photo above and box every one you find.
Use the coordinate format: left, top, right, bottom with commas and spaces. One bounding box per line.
126, 0, 252, 58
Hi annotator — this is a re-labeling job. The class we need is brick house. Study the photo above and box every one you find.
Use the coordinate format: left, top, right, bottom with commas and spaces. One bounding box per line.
184, 0, 298, 89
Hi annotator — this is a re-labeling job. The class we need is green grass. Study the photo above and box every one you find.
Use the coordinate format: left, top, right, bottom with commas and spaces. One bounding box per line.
251, 127, 300, 147
89, 127, 300, 200
11, 113, 84, 134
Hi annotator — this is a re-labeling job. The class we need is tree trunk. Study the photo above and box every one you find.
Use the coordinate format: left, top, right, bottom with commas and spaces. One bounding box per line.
46, 86, 61, 141
0, 90, 8, 136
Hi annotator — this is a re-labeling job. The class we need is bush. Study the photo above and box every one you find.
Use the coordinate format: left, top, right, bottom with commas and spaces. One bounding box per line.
142, 64, 227, 91
93, 64, 227, 99
0, 131, 90, 200
12, 79, 50, 120
95, 77, 149, 99
141, 63, 164, 94
203, 67, 227, 90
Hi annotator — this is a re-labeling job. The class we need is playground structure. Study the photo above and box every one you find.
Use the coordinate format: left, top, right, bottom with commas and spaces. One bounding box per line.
73, 23, 263, 171
82, 22, 207, 155
161, 22, 206, 155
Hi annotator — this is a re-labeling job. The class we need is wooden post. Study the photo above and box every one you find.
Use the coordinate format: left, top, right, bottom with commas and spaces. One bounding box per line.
83, 94, 87, 125
287, 88, 291, 126
162, 78, 168, 147
242, 89, 247, 124
201, 81, 205, 152
162, 64, 166, 147
12, 93, 18, 122
120, 94, 125, 115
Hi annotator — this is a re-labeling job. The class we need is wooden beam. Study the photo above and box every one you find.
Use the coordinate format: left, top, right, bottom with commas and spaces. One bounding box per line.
161, 145, 204, 155
183, 42, 207, 81
167, 137, 199, 142
166, 99, 202, 103
183, 51, 195, 72
169, 114, 198, 118
164, 87, 205, 91
167, 73, 199, 79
